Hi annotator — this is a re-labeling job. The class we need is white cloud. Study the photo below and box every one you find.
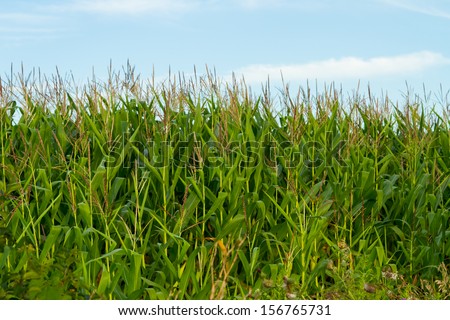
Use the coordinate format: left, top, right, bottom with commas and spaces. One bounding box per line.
232, 0, 336, 10
232, 51, 450, 83
66, 0, 198, 14
0, 13, 56, 24
237, 0, 289, 9
18, 0, 334, 16
381, 0, 450, 19
0, 12, 61, 46
0, 27, 56, 34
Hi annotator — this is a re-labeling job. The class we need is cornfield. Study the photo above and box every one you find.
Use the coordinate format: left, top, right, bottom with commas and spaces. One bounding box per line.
0, 68, 449, 299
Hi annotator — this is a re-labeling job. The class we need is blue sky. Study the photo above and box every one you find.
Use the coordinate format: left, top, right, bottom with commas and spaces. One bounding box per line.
1, 0, 450, 104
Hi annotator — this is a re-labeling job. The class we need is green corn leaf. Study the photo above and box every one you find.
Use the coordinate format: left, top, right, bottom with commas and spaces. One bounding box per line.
39, 226, 62, 262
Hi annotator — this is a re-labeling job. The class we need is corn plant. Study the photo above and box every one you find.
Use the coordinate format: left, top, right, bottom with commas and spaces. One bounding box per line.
0, 68, 449, 299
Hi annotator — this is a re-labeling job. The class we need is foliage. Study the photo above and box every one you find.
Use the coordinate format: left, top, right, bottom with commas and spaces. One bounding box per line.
0, 68, 449, 299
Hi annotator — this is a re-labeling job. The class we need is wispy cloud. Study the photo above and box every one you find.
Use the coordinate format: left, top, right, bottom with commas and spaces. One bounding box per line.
231, 0, 336, 10
381, 0, 450, 19
236, 0, 291, 9
0, 11, 61, 47
0, 13, 57, 24
232, 51, 450, 83
64, 0, 200, 15
36, 0, 337, 16
0, 27, 56, 34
